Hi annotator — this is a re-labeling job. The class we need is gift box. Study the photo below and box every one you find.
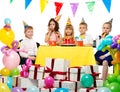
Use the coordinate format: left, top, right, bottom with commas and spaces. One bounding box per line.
59, 80, 80, 91
0, 76, 8, 83
67, 66, 85, 81
95, 80, 103, 88
29, 65, 45, 80
39, 88, 57, 92
38, 79, 60, 88
79, 88, 97, 92
44, 58, 70, 80
12, 77, 38, 88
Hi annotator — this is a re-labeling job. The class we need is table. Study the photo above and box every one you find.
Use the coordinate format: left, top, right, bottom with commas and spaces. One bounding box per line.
35, 46, 96, 66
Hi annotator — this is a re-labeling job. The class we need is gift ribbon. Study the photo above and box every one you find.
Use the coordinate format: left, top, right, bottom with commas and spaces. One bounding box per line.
68, 66, 81, 81
32, 64, 40, 79
86, 87, 97, 92
44, 58, 67, 79
90, 65, 100, 87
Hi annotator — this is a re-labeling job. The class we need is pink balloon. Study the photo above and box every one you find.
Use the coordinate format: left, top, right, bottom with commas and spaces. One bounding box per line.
26, 58, 32, 68
22, 64, 29, 71
2, 49, 20, 70
44, 76, 54, 88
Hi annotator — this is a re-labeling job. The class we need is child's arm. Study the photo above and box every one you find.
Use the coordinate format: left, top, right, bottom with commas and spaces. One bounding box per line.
45, 31, 52, 43
56, 32, 62, 45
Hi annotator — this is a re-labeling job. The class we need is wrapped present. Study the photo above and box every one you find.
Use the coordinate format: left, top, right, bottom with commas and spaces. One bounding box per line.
12, 77, 38, 88
0, 76, 8, 83
67, 66, 85, 81
79, 88, 97, 92
95, 80, 103, 88
38, 79, 60, 88
39, 88, 57, 92
44, 58, 70, 80
59, 80, 80, 92
29, 64, 45, 80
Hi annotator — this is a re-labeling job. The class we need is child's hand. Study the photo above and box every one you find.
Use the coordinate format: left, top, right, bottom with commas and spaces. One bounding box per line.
28, 56, 36, 60
99, 55, 106, 60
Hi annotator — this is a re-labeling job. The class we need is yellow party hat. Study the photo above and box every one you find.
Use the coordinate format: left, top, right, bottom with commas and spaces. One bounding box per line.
66, 17, 71, 25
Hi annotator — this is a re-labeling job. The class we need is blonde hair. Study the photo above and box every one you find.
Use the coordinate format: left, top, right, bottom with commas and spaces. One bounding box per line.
64, 24, 74, 38
24, 26, 33, 33
103, 22, 112, 29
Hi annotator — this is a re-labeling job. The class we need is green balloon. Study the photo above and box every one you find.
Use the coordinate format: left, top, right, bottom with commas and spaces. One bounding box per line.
107, 74, 117, 83
103, 80, 110, 87
10, 68, 20, 77
108, 82, 120, 92
117, 75, 120, 83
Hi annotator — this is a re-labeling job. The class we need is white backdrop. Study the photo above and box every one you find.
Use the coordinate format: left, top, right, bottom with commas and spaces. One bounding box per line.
0, 0, 119, 69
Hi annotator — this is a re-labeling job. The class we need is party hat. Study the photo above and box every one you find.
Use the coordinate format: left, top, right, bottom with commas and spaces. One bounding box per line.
108, 18, 113, 24
66, 17, 71, 25
81, 18, 85, 23
55, 14, 62, 22
23, 21, 29, 29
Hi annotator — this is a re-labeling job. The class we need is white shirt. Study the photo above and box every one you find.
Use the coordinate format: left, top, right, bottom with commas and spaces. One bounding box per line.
82, 34, 93, 45
19, 37, 37, 58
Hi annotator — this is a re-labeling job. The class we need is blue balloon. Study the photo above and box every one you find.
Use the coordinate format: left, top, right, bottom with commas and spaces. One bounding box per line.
6, 77, 13, 90
80, 74, 94, 88
4, 18, 11, 24
54, 88, 69, 92
26, 86, 39, 92
97, 87, 111, 92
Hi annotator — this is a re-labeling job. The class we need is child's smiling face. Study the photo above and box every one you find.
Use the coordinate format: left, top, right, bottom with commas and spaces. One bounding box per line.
65, 28, 73, 36
79, 24, 87, 35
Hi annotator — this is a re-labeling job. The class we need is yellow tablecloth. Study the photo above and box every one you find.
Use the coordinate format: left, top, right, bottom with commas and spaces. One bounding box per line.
35, 46, 96, 66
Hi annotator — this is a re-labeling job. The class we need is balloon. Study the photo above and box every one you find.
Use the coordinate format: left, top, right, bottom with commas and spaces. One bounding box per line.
80, 74, 94, 88
0, 83, 10, 92
117, 44, 120, 50
44, 76, 54, 88
22, 64, 29, 71
26, 58, 32, 68
6, 77, 13, 90
11, 87, 24, 92
103, 80, 110, 87
0, 28, 15, 48
117, 75, 120, 83
97, 87, 111, 92
108, 82, 120, 92
10, 68, 20, 77
110, 43, 118, 49
54, 88, 69, 92
2, 49, 20, 70
4, 18, 11, 24
26, 86, 39, 92
20, 71, 29, 78
0, 67, 10, 76
107, 74, 117, 83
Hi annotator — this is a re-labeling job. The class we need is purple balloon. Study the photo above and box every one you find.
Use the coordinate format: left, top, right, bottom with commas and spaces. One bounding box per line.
11, 87, 24, 92
110, 43, 118, 49
44, 76, 54, 88
117, 44, 120, 50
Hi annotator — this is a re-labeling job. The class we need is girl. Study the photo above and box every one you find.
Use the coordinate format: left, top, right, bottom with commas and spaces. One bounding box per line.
95, 19, 113, 81
61, 24, 76, 45
45, 18, 62, 45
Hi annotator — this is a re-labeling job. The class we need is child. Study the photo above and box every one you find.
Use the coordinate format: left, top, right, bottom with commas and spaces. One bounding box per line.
61, 17, 76, 45
75, 18, 93, 46
95, 19, 113, 81
19, 21, 38, 65
45, 16, 62, 45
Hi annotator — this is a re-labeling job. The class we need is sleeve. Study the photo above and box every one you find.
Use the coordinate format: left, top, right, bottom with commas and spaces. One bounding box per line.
104, 52, 110, 57
19, 41, 29, 58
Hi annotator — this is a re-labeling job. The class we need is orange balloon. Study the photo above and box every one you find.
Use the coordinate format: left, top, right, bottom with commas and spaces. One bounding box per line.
0, 28, 15, 48
0, 67, 10, 76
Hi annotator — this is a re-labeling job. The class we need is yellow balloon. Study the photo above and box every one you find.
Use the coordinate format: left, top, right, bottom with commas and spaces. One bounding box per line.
0, 28, 15, 48
0, 68, 10, 76
0, 83, 10, 92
